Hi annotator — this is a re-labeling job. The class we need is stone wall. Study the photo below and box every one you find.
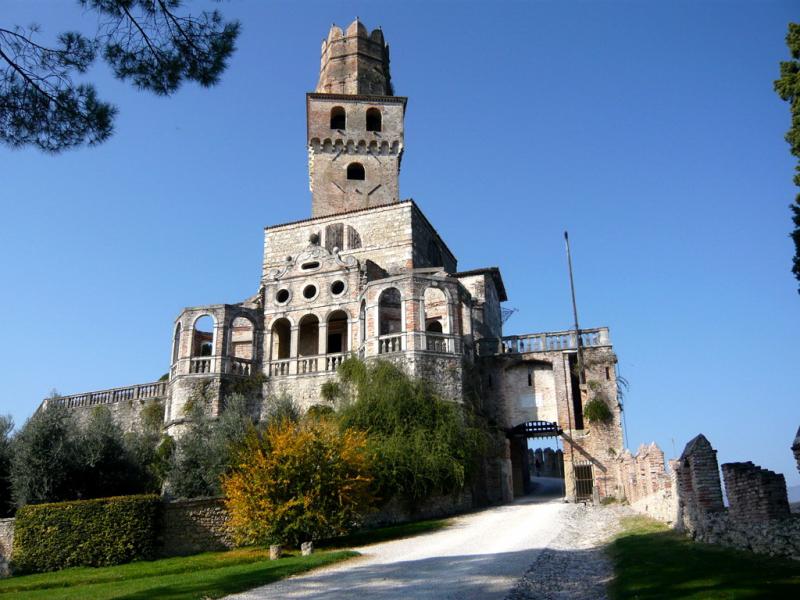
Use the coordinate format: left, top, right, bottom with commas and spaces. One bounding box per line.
617, 443, 679, 524
158, 498, 234, 557
362, 490, 474, 528
672, 432, 800, 561
0, 518, 13, 577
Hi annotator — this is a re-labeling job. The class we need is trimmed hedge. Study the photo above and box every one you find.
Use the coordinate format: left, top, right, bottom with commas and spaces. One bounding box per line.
12, 494, 160, 573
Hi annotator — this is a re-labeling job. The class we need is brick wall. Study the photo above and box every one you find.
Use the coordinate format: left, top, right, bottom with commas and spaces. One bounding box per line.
721, 462, 790, 523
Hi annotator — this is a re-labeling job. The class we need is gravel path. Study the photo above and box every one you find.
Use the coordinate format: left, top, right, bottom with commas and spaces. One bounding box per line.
227, 493, 628, 600
506, 503, 631, 600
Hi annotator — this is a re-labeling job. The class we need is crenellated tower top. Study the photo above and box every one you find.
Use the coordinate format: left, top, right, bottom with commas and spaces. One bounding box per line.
316, 19, 393, 96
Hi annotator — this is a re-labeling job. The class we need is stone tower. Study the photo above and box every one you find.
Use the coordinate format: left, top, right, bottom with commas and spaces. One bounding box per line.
307, 19, 406, 218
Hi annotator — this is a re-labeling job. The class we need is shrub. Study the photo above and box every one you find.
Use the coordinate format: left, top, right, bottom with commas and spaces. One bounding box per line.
332, 358, 485, 508
583, 398, 613, 423
12, 494, 160, 573
222, 419, 374, 547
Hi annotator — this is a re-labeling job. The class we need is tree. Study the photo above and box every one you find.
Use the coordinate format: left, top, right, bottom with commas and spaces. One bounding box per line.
10, 404, 83, 507
331, 358, 485, 508
168, 392, 255, 498
222, 418, 374, 547
0, 0, 240, 152
774, 22, 800, 292
0, 415, 13, 517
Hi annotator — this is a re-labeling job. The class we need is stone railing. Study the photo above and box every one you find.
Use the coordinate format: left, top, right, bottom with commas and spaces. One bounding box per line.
46, 381, 168, 410
425, 332, 453, 353
477, 327, 611, 356
378, 333, 403, 354
223, 357, 253, 376
189, 357, 213, 374
267, 353, 350, 377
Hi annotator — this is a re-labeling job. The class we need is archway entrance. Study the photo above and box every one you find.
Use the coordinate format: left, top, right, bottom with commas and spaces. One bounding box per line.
507, 421, 565, 499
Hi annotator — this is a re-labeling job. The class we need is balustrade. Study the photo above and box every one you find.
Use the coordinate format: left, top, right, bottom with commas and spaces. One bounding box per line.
269, 359, 290, 377
425, 333, 451, 353
378, 334, 403, 354
298, 357, 319, 373
189, 357, 212, 374
326, 353, 345, 371
477, 327, 610, 356
48, 381, 168, 409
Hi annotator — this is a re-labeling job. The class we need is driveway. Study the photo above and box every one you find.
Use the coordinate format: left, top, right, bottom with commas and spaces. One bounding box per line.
227, 493, 575, 600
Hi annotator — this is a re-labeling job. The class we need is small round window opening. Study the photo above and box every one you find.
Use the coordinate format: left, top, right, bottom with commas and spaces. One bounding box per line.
331, 280, 346, 296
275, 289, 290, 304
303, 284, 318, 300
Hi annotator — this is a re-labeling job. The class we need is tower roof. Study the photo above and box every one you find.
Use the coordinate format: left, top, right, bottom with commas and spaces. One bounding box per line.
317, 19, 393, 96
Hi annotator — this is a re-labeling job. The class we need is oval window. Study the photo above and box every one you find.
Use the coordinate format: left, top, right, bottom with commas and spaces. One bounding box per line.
275, 289, 290, 304
301, 261, 320, 270
331, 280, 345, 296
303, 284, 317, 300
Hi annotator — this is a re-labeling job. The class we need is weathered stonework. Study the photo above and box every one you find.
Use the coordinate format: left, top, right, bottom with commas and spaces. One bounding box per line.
41, 19, 625, 508
621, 433, 800, 560
793, 426, 800, 475
0, 518, 13, 578
158, 498, 234, 557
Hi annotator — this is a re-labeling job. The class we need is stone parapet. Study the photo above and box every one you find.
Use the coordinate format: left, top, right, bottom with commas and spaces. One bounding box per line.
721, 462, 790, 523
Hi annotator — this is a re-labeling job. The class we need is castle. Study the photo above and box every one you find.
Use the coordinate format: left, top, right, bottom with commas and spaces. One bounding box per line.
42, 20, 624, 504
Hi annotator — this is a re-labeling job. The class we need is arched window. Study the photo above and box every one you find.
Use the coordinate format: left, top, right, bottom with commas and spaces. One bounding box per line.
330, 106, 346, 129
347, 162, 365, 180
423, 287, 449, 334
327, 310, 349, 354
229, 316, 255, 360
192, 315, 214, 357
172, 323, 182, 364
366, 108, 382, 132
298, 314, 320, 357
271, 318, 291, 360
378, 288, 402, 335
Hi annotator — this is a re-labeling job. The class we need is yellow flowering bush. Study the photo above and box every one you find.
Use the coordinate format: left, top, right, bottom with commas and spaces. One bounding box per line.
222, 419, 374, 547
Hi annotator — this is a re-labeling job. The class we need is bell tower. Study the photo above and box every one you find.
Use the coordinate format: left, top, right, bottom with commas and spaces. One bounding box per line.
307, 19, 407, 218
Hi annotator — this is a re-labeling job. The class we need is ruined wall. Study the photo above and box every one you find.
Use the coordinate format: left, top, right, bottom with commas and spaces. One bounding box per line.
721, 462, 790, 523
673, 433, 800, 560
0, 518, 13, 577
159, 498, 234, 557
617, 444, 679, 524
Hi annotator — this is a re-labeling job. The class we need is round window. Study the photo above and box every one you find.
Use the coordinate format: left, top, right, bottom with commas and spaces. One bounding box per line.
303, 284, 317, 300
330, 280, 346, 296
275, 289, 290, 304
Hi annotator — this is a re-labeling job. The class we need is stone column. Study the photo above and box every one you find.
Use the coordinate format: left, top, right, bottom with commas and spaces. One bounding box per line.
318, 321, 328, 356
289, 326, 299, 374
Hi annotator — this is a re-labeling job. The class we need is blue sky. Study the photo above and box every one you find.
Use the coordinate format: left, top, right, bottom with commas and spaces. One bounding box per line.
2, 1, 799, 485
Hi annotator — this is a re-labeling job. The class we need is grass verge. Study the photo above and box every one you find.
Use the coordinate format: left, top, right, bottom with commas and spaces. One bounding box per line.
607, 515, 800, 599
0, 518, 451, 600
0, 549, 356, 600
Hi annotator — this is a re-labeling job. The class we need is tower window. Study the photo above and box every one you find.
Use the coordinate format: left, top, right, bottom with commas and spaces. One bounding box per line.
366, 108, 382, 132
347, 162, 365, 180
330, 106, 346, 129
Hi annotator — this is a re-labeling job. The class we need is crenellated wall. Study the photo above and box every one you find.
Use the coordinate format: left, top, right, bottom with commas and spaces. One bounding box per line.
617, 443, 679, 524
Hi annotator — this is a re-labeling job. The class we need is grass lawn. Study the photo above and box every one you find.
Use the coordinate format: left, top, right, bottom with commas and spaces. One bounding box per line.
0, 518, 450, 600
608, 515, 800, 599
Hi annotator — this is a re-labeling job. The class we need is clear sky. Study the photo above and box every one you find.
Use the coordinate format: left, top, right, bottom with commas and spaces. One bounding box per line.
2, 1, 799, 486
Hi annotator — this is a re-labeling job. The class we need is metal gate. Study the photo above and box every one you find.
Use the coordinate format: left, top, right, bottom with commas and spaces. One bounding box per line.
574, 462, 594, 502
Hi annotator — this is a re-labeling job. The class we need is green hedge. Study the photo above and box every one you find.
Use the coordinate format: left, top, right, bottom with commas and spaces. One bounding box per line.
12, 494, 160, 573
